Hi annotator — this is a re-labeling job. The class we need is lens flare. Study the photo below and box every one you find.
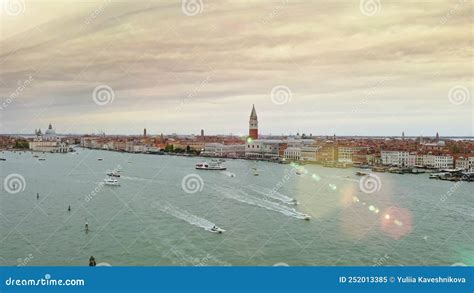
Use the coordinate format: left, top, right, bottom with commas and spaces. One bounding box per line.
380, 206, 412, 239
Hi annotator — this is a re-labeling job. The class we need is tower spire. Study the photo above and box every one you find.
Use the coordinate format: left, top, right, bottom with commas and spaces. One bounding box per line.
249, 104, 258, 140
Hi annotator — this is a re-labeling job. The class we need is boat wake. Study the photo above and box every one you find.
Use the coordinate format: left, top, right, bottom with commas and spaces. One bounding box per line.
245, 186, 297, 205
213, 185, 308, 220
158, 202, 219, 231
326, 175, 359, 183
220, 171, 236, 178
121, 176, 153, 182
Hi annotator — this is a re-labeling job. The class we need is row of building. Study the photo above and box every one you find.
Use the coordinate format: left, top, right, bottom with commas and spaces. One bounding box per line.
78, 105, 474, 172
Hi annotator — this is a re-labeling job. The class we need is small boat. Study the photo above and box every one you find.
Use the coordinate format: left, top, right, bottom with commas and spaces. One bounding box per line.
253, 171, 259, 176
0, 158, 6, 161
38, 158, 46, 161
302, 214, 311, 221
288, 199, 298, 205
356, 171, 369, 176
98, 158, 103, 161
206, 226, 225, 234
33, 155, 39, 158
196, 161, 226, 170
106, 171, 120, 177
104, 178, 120, 186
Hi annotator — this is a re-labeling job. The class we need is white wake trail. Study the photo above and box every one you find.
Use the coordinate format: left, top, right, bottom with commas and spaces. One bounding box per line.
121, 176, 153, 182
246, 185, 297, 205
213, 185, 307, 220
158, 202, 217, 231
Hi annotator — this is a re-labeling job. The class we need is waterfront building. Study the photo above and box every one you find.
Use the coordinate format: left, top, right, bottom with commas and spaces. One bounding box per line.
433, 155, 454, 169
381, 150, 415, 166
455, 156, 474, 171
125, 142, 146, 153
29, 123, 69, 153
202, 143, 245, 157
284, 147, 301, 161
248, 104, 258, 140
245, 139, 283, 159
416, 154, 454, 169
316, 143, 337, 162
29, 140, 69, 153
338, 146, 369, 163
300, 145, 320, 162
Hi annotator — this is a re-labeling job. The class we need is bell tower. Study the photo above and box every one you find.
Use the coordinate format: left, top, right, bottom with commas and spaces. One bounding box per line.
249, 104, 258, 140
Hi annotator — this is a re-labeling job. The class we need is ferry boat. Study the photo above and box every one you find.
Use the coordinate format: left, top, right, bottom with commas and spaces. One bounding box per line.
104, 178, 120, 186
195, 161, 226, 170
106, 171, 120, 177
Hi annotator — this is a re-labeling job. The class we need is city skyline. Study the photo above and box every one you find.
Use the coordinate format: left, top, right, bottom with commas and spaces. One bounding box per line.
0, 1, 472, 136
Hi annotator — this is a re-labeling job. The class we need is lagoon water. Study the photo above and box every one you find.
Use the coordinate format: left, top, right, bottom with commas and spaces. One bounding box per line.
0, 149, 472, 266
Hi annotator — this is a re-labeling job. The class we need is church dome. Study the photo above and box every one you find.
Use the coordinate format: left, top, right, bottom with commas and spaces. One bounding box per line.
44, 123, 56, 136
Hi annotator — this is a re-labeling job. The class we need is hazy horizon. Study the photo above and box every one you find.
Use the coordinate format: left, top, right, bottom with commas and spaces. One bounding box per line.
1, 0, 472, 136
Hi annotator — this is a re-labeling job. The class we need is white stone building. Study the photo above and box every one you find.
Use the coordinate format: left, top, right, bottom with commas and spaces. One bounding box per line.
245, 139, 283, 159
455, 156, 474, 171
284, 147, 301, 161
381, 151, 415, 166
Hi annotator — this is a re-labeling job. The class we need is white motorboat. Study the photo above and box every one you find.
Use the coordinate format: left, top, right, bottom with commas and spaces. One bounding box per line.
196, 161, 226, 170
289, 199, 298, 205
206, 226, 225, 234
104, 178, 120, 186
302, 214, 311, 221
106, 171, 120, 177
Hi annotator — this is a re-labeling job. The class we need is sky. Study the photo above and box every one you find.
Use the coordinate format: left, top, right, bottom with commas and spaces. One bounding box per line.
0, 0, 472, 136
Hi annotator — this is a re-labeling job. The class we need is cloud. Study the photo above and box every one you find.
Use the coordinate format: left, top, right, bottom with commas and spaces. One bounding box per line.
0, 0, 472, 135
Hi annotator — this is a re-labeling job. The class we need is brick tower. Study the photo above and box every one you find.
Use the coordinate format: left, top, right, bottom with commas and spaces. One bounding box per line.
249, 104, 258, 140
